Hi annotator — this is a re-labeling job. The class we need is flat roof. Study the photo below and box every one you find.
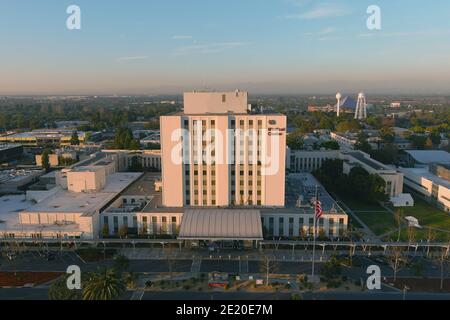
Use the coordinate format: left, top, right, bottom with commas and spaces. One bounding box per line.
347, 152, 386, 171
401, 167, 450, 189
179, 209, 263, 241
122, 172, 161, 197
0, 169, 43, 184
404, 150, 450, 165
285, 173, 346, 215
0, 195, 32, 228
22, 172, 143, 216
164, 111, 285, 117
0, 144, 22, 151
0, 131, 86, 139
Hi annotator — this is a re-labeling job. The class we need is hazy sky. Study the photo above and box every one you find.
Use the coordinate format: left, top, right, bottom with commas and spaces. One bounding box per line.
1, 0, 450, 95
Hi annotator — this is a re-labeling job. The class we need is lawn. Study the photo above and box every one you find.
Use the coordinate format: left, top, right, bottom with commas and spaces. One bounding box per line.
340, 195, 450, 240
353, 211, 397, 236
339, 196, 396, 236
387, 198, 450, 242
340, 196, 387, 212
402, 198, 450, 231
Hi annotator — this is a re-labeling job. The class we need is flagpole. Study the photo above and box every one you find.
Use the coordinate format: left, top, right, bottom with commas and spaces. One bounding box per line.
311, 185, 318, 280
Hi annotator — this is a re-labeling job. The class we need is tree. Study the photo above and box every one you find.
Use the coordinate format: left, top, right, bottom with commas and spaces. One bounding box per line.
320, 256, 342, 280
425, 137, 434, 149
347, 167, 388, 204
407, 226, 416, 245
320, 141, 340, 150
394, 209, 404, 242
313, 159, 344, 192
287, 130, 304, 150
123, 272, 138, 290
426, 227, 436, 257
41, 149, 51, 173
129, 139, 141, 150
388, 246, 406, 282
70, 131, 80, 146
114, 127, 141, 150
82, 268, 126, 300
102, 224, 110, 238
380, 127, 395, 143
434, 246, 449, 291
429, 130, 442, 146
113, 255, 130, 273
408, 135, 427, 150
335, 119, 361, 132
371, 144, 398, 165
259, 255, 280, 286
355, 133, 372, 154
118, 225, 128, 239
48, 274, 82, 300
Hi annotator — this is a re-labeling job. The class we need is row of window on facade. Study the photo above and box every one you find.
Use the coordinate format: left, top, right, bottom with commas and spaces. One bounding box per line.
263, 216, 346, 238
127, 157, 161, 169
290, 156, 332, 172
103, 215, 178, 235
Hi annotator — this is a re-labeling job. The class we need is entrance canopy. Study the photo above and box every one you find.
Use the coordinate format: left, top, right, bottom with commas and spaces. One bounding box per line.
179, 209, 263, 241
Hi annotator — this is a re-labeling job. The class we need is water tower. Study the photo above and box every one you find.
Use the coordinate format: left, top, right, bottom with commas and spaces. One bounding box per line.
336, 92, 342, 117
355, 92, 367, 120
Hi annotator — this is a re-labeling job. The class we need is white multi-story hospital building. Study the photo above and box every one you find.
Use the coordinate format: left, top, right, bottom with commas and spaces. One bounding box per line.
0, 91, 348, 244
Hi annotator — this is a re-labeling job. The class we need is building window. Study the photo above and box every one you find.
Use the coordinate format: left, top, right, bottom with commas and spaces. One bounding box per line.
279, 218, 284, 237
289, 218, 294, 237
142, 217, 148, 234
113, 216, 119, 234
152, 217, 158, 234
269, 217, 274, 236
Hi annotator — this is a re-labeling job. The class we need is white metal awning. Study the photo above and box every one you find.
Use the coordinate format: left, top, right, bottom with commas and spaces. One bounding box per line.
179, 209, 263, 241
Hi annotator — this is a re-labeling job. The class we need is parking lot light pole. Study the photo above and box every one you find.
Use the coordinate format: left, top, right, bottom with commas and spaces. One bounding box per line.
403, 285, 409, 301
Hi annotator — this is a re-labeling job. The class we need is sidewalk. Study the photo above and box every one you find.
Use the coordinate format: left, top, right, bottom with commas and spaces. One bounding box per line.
118, 248, 333, 262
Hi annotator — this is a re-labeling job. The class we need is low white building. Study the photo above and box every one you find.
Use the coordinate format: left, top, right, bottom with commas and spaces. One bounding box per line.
399, 165, 450, 212
0, 161, 142, 240
287, 149, 413, 207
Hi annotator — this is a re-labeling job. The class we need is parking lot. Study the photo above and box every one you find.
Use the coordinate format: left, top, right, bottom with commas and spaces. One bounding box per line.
0, 250, 86, 272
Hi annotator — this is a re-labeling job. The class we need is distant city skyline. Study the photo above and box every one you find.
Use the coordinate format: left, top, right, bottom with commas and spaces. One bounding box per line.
1, 0, 450, 95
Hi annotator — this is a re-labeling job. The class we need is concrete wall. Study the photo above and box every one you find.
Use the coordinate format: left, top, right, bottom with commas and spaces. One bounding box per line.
67, 167, 106, 193
36, 154, 59, 167
184, 91, 248, 115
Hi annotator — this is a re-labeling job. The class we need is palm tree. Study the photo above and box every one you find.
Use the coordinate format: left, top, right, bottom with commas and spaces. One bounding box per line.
82, 268, 126, 300
48, 275, 82, 300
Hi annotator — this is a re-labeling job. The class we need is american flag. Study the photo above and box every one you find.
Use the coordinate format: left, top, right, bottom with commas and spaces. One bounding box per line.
315, 194, 323, 220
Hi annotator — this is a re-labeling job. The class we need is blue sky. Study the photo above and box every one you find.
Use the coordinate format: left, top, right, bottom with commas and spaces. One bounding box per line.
1, 0, 450, 95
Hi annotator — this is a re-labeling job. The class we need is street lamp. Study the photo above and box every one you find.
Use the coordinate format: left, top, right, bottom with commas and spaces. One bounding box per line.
403, 285, 410, 300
